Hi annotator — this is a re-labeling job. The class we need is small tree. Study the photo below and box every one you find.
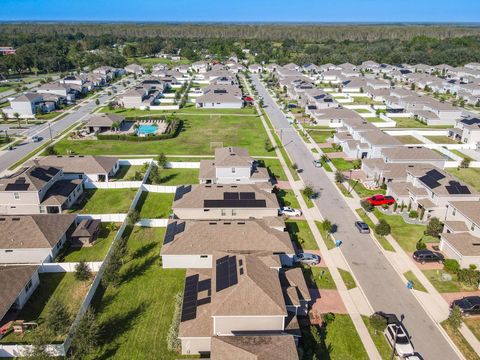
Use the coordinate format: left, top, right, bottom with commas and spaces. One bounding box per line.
127, 209, 140, 226
1, 111, 8, 122
409, 210, 418, 219
448, 305, 463, 330
132, 170, 144, 181
322, 219, 333, 237
44, 146, 57, 156
149, 164, 162, 184
45, 298, 70, 334
416, 240, 427, 250
157, 152, 168, 168
375, 219, 391, 236
69, 308, 100, 359
302, 185, 315, 199
320, 154, 329, 163
460, 158, 471, 169
13, 112, 20, 128
27, 329, 52, 359
393, 202, 398, 212
95, 98, 100, 106
361, 199, 373, 212
292, 163, 298, 172
264, 139, 273, 152
335, 171, 345, 183
444, 259, 460, 274
75, 261, 91, 281
352, 160, 361, 169
425, 217, 443, 237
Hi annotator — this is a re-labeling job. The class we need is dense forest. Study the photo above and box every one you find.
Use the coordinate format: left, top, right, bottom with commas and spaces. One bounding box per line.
1, 23, 480, 74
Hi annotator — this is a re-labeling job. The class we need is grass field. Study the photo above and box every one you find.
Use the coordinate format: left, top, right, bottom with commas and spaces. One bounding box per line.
354, 108, 371, 113
362, 315, 393, 359
441, 321, 479, 360
111, 165, 147, 181
373, 209, 425, 252
91, 226, 188, 359
258, 158, 287, 181
277, 189, 301, 209
389, 117, 428, 128
0, 273, 89, 344
446, 168, 480, 192
307, 130, 334, 144
153, 168, 199, 185
302, 266, 337, 290
425, 135, 459, 144
330, 158, 355, 171
366, 117, 385, 123
100, 105, 257, 116
69, 189, 138, 214
338, 268, 356, 290
393, 135, 423, 144
136, 192, 174, 219
356, 209, 395, 252
464, 318, 480, 342
53, 114, 272, 156
422, 269, 479, 293
286, 220, 318, 251
60, 223, 120, 262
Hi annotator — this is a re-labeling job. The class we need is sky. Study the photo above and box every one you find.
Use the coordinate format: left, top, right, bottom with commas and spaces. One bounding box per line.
0, 0, 479, 23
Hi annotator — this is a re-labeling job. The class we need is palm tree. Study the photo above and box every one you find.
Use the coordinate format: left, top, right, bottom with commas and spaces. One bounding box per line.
13, 112, 20, 128
322, 219, 333, 239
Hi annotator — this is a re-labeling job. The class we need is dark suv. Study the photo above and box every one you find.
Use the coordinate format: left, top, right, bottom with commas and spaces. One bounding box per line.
412, 250, 444, 264
451, 296, 480, 316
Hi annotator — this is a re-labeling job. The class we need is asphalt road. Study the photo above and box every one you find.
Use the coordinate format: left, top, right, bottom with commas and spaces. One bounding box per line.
251, 74, 460, 360
0, 79, 131, 173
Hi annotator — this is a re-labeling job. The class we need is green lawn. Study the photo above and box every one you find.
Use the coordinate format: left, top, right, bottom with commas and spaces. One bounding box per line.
354, 108, 371, 114
322, 314, 369, 360
366, 117, 385, 123
330, 158, 355, 171
128, 56, 191, 66
258, 158, 287, 181
336, 182, 353, 198
136, 192, 174, 218
403, 271, 427, 292
59, 223, 120, 262
111, 165, 147, 181
394, 135, 423, 144
101, 106, 257, 116
446, 168, 480, 192
355, 209, 395, 252
91, 226, 188, 359
0, 273, 89, 344
286, 220, 319, 251
53, 114, 272, 156
441, 321, 479, 360
389, 117, 428, 128
302, 266, 337, 290
69, 189, 138, 214
373, 209, 426, 252
464, 318, 480, 342
338, 268, 356, 290
425, 135, 459, 144
348, 180, 385, 198
362, 315, 393, 360
450, 149, 474, 161
276, 189, 301, 209
301, 190, 316, 207
152, 168, 199, 185
307, 130, 334, 144
316, 221, 336, 250
352, 97, 382, 105
422, 269, 479, 293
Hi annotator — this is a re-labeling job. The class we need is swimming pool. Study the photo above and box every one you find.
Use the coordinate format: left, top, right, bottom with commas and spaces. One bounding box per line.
137, 124, 158, 135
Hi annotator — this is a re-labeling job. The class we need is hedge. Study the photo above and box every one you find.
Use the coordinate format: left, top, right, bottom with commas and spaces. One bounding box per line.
97, 120, 183, 141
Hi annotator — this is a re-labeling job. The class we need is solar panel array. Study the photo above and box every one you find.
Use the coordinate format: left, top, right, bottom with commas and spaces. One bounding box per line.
181, 274, 200, 322
445, 181, 471, 195
204, 192, 266, 208
216, 255, 238, 292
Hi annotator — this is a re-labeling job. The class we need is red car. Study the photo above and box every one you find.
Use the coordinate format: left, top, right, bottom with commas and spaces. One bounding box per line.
366, 195, 395, 206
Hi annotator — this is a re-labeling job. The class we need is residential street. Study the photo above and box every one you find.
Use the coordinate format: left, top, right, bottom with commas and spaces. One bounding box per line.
251, 74, 461, 360
0, 79, 131, 173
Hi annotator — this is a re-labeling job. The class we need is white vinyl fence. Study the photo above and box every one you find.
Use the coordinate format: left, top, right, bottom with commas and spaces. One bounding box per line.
40, 262, 103, 273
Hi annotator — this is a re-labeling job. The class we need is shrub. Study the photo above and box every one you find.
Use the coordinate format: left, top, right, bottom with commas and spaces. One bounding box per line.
444, 259, 460, 274
409, 210, 418, 219
425, 217, 443, 237
302, 185, 315, 199
460, 158, 471, 169
44, 146, 58, 156
369, 314, 387, 334
393, 202, 398, 212
69, 308, 100, 358
157, 152, 168, 168
322, 312, 336, 326
75, 261, 91, 281
335, 171, 345, 183
416, 240, 427, 250
361, 199, 373, 212
380, 183, 387, 190
375, 219, 391, 236
448, 305, 463, 330
457, 268, 480, 287
166, 292, 183, 352
127, 209, 140, 226
381, 204, 389, 210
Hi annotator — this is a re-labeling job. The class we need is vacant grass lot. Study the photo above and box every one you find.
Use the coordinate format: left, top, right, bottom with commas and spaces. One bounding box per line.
0, 273, 89, 344
286, 220, 318, 251
422, 269, 479, 293
60, 223, 120, 262
53, 114, 271, 156
153, 168, 199, 185
362, 316, 393, 359
258, 158, 287, 181
91, 226, 187, 359
393, 135, 423, 144
69, 189, 138, 214
446, 168, 480, 192
425, 135, 459, 144
136, 192, 174, 219
373, 209, 425, 252
101, 106, 257, 116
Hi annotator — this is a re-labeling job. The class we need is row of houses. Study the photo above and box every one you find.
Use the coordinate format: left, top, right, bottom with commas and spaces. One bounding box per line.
160, 147, 306, 358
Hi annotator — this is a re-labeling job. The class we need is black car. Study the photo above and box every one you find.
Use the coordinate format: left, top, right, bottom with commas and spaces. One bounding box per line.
354, 221, 370, 233
412, 250, 444, 264
452, 296, 480, 316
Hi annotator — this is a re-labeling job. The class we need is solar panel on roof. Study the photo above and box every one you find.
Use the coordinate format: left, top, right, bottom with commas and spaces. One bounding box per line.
216, 255, 238, 292
5, 183, 29, 191
204, 199, 267, 208
181, 274, 199, 322
446, 181, 471, 195
224, 192, 239, 200
240, 192, 255, 200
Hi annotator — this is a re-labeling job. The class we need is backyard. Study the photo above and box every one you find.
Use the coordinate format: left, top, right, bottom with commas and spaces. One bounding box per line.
111, 165, 147, 181
91, 226, 188, 359
425, 135, 459, 144
389, 117, 428, 128
150, 168, 199, 185
446, 168, 480, 192
136, 191, 174, 218
286, 219, 318, 251
53, 114, 272, 156
0, 273, 90, 344
393, 135, 423, 144
69, 189, 138, 214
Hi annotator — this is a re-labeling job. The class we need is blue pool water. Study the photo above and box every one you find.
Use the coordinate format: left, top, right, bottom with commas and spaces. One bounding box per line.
137, 124, 158, 135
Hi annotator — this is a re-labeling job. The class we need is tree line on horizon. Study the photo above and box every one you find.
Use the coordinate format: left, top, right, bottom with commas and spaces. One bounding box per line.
0, 23, 480, 75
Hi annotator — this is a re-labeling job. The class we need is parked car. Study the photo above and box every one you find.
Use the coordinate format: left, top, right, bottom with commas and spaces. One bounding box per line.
451, 296, 480, 316
294, 253, 320, 266
32, 136, 42, 143
384, 322, 415, 357
279, 207, 302, 217
354, 221, 370, 233
366, 195, 395, 206
412, 250, 444, 264
405, 354, 423, 360
312, 159, 322, 168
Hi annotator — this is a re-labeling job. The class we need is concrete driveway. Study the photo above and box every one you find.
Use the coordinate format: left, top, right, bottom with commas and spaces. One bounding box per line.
252, 74, 461, 360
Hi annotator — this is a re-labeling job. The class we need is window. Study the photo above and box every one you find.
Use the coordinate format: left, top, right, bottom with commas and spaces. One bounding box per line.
232, 167, 236, 173
25, 279, 33, 292
221, 209, 226, 216
200, 255, 208, 258
452, 208, 456, 216
39, 207, 46, 214
13, 192, 19, 200
5, 250, 13, 253
232, 209, 237, 216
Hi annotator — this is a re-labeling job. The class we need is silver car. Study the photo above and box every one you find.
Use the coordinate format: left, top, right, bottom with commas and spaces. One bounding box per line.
294, 253, 320, 266
354, 221, 370, 234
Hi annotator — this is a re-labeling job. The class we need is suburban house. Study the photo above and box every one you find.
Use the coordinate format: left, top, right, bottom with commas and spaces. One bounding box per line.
448, 117, 480, 145
0, 265, 40, 326
196, 85, 243, 109
248, 64, 263, 73
178, 251, 307, 355
191, 61, 210, 73
36, 82, 83, 102
124, 64, 145, 75
172, 184, 279, 220
199, 147, 270, 185
0, 165, 84, 215
160, 218, 294, 268
379, 147, 446, 168
387, 166, 480, 219
86, 113, 126, 134
440, 201, 480, 268
0, 214, 76, 263
209, 335, 298, 360
2, 92, 56, 119
120, 87, 154, 109
28, 155, 119, 182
